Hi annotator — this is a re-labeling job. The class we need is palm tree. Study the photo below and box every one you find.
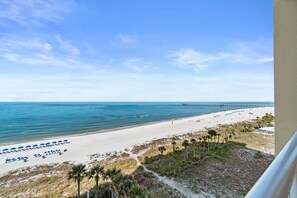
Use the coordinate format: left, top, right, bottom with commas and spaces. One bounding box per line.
113, 173, 126, 196
202, 136, 207, 151
68, 164, 87, 198
88, 165, 104, 198
190, 138, 197, 155
207, 131, 212, 142
105, 168, 121, 197
101, 171, 113, 197
208, 130, 217, 143
217, 133, 221, 144
171, 141, 176, 152
224, 137, 228, 143
182, 140, 189, 158
158, 146, 166, 155
206, 135, 211, 151
224, 129, 228, 143
190, 138, 196, 144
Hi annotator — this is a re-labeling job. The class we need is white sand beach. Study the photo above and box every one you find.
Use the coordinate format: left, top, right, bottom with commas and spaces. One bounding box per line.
0, 107, 274, 175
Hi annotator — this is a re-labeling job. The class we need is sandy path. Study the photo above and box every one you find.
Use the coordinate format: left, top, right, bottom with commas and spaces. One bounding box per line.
129, 151, 211, 198
0, 107, 274, 175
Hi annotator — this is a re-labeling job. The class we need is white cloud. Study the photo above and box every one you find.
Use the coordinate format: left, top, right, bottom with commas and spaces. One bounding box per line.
56, 35, 80, 55
172, 49, 230, 71
1, 52, 74, 67
116, 33, 137, 44
122, 58, 152, 72
0, 0, 75, 26
0, 36, 102, 73
0, 38, 53, 52
172, 40, 273, 71
228, 41, 273, 64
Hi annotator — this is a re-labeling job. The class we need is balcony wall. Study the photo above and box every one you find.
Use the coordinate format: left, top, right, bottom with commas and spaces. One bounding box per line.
274, 0, 297, 154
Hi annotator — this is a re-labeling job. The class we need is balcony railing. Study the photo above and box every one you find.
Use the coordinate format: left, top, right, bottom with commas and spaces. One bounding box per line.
246, 131, 297, 198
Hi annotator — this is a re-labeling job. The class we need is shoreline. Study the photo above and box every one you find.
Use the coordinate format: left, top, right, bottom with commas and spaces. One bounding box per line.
0, 107, 274, 175
0, 108, 266, 146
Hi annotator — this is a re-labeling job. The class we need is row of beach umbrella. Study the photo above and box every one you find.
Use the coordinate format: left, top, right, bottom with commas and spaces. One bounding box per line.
5, 156, 28, 163
0, 139, 70, 154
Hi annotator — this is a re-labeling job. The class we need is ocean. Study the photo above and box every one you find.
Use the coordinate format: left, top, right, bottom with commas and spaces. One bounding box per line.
0, 102, 273, 145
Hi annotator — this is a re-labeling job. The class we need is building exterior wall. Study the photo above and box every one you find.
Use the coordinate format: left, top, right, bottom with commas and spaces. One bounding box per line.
274, 0, 297, 154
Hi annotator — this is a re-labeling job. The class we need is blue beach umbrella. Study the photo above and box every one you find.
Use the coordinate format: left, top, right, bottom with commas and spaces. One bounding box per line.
26, 145, 31, 149
33, 144, 38, 148
2, 148, 9, 152
52, 141, 57, 145
46, 142, 51, 146
64, 139, 69, 143
40, 143, 45, 147
10, 147, 16, 151
18, 146, 24, 150
58, 140, 63, 144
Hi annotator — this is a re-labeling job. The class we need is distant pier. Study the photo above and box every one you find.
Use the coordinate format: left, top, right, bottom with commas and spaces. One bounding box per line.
181, 103, 269, 109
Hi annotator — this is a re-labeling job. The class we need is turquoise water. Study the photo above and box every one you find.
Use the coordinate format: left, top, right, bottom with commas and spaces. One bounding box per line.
0, 102, 273, 145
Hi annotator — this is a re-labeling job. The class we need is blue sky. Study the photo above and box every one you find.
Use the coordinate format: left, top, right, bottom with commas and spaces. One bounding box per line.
0, 0, 273, 101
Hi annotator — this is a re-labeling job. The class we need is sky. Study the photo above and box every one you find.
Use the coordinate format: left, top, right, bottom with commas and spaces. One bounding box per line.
0, 0, 273, 102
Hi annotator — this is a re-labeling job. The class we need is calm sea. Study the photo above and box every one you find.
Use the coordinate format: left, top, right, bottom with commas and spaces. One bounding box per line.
0, 102, 273, 145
